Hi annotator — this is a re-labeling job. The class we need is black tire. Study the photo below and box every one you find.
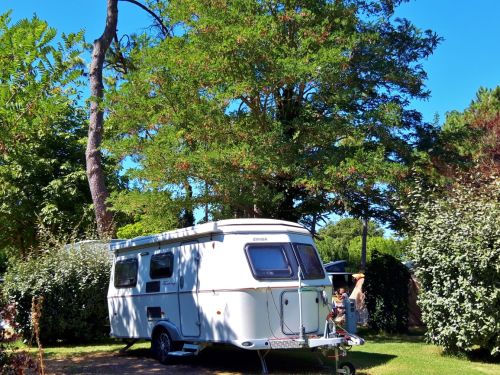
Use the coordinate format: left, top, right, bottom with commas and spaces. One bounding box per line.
152, 329, 172, 364
338, 361, 356, 375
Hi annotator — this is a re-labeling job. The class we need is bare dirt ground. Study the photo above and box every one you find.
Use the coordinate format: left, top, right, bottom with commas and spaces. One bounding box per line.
44, 350, 216, 374
43, 346, 333, 375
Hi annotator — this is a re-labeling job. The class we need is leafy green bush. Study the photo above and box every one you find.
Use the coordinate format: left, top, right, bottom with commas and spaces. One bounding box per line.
364, 252, 410, 333
3, 242, 111, 344
409, 176, 500, 356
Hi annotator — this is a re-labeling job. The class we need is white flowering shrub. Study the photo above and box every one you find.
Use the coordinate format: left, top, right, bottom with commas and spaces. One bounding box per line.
409, 177, 500, 356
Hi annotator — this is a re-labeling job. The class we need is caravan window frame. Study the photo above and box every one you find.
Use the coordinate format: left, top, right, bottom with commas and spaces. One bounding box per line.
245, 243, 294, 280
150, 252, 174, 279
292, 243, 325, 280
114, 257, 138, 288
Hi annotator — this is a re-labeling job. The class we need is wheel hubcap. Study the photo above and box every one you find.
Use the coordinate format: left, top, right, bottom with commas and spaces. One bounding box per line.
159, 333, 170, 352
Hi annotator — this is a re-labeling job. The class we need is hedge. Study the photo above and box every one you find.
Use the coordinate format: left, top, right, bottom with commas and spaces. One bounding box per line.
3, 242, 111, 344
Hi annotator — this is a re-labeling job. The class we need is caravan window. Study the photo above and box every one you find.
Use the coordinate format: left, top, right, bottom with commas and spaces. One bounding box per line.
246, 244, 293, 279
150, 252, 174, 279
294, 243, 325, 280
114, 258, 138, 288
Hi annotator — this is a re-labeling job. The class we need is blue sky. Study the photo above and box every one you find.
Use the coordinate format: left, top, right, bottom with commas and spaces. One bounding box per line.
395, 0, 500, 123
2, 0, 499, 124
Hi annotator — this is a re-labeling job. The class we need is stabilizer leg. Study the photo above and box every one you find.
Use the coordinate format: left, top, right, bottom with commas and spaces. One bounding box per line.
257, 349, 270, 374
120, 338, 139, 353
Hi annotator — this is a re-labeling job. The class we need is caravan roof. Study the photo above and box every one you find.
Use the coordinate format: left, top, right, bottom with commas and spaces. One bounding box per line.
110, 218, 310, 252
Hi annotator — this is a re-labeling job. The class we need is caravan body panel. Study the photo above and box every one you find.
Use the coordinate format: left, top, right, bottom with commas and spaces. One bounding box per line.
107, 219, 333, 350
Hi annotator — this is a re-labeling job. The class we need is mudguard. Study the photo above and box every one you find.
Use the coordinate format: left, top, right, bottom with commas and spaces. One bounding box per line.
151, 320, 182, 341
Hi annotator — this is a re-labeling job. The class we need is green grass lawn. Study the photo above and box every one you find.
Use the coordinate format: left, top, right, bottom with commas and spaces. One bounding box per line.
13, 333, 500, 374
40, 340, 151, 358
343, 332, 499, 375
13, 338, 151, 358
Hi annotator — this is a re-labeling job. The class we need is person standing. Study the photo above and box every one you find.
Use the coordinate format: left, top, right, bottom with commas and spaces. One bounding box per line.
350, 273, 368, 325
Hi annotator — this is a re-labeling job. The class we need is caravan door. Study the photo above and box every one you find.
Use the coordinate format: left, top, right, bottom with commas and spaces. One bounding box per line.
177, 241, 201, 337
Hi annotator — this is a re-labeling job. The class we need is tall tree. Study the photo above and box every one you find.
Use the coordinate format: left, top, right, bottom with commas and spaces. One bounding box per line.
0, 13, 93, 255
106, 0, 440, 235
87, 0, 169, 238
87, 0, 119, 238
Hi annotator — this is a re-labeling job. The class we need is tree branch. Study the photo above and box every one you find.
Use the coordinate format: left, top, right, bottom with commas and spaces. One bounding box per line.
113, 32, 129, 74
118, 0, 170, 38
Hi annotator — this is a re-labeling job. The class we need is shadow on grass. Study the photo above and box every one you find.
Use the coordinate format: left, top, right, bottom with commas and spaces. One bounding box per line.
40, 334, 401, 373
346, 351, 397, 373
355, 327, 426, 344
124, 344, 397, 374
442, 347, 500, 365
125, 345, 267, 373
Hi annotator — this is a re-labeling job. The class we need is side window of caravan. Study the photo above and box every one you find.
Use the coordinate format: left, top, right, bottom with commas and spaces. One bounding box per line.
246, 244, 293, 279
114, 258, 138, 288
150, 252, 174, 279
294, 244, 325, 280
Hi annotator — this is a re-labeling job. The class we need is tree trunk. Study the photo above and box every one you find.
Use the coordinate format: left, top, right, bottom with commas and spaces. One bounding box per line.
179, 181, 195, 227
310, 213, 318, 236
86, 0, 118, 238
204, 181, 209, 222
360, 217, 368, 270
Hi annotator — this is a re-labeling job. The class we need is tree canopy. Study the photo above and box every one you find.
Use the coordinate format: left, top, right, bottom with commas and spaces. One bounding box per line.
105, 0, 441, 235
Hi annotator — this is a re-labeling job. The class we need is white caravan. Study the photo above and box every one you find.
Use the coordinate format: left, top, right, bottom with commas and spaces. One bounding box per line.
107, 219, 362, 373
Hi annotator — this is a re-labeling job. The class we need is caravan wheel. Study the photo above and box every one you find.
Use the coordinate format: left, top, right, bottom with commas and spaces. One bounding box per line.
152, 329, 172, 364
338, 361, 356, 374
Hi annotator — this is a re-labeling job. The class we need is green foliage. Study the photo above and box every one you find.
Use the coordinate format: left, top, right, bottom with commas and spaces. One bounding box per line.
319, 218, 384, 240
424, 86, 500, 181
442, 86, 499, 177
315, 218, 406, 269
0, 13, 95, 255
364, 252, 410, 333
112, 190, 180, 238
347, 236, 406, 268
372, 89, 500, 233
106, 0, 441, 229
3, 242, 111, 344
409, 175, 500, 356
316, 218, 380, 263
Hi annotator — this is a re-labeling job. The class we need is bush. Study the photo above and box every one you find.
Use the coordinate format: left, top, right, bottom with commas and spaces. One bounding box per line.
3, 242, 111, 344
364, 252, 411, 333
409, 176, 500, 356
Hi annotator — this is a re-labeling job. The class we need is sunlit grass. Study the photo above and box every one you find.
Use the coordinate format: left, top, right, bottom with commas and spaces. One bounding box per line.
42, 340, 151, 359
9, 338, 150, 359
344, 332, 499, 375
